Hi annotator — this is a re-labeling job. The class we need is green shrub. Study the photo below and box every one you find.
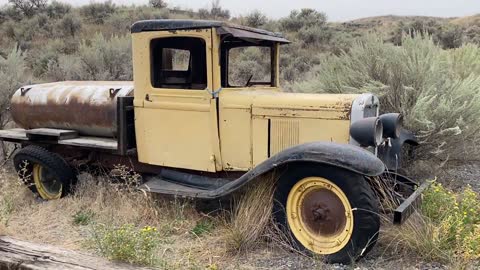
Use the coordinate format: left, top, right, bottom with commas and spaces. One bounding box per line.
103, 6, 169, 36
0, 6, 22, 23
73, 209, 95, 226
45, 54, 82, 81
77, 33, 132, 80
190, 218, 215, 237
88, 224, 161, 266
389, 182, 480, 264
465, 25, 480, 44
57, 13, 82, 38
149, 0, 167, 9
8, 0, 47, 17
297, 25, 333, 47
45, 0, 71, 19
0, 45, 26, 129
280, 8, 327, 32
437, 24, 464, 49
198, 0, 230, 20
390, 19, 464, 49
244, 10, 267, 28
28, 39, 64, 77
294, 34, 480, 162
80, 1, 116, 24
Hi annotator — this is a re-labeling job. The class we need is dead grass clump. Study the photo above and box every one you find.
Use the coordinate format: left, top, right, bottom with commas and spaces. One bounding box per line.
0, 167, 34, 227
222, 173, 277, 253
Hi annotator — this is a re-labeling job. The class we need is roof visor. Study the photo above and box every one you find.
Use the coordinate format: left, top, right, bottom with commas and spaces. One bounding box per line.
131, 20, 290, 44
217, 26, 290, 44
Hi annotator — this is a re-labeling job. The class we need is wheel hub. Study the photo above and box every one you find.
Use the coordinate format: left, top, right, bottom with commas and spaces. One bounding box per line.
286, 177, 353, 254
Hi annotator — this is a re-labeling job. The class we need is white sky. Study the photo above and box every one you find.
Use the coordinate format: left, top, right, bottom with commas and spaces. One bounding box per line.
0, 0, 478, 21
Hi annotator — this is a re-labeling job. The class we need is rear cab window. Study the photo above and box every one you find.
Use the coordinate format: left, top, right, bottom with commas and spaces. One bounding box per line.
150, 37, 207, 90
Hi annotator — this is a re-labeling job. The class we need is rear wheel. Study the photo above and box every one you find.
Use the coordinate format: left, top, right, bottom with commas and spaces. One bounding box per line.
13, 145, 75, 200
273, 164, 380, 264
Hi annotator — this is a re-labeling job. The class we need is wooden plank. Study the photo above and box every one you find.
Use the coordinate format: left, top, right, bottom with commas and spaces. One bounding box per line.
0, 128, 28, 141
58, 137, 118, 150
26, 128, 78, 140
0, 236, 153, 270
0, 128, 117, 151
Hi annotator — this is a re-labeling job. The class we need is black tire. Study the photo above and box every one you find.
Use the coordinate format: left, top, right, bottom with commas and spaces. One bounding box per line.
13, 145, 76, 200
273, 163, 380, 264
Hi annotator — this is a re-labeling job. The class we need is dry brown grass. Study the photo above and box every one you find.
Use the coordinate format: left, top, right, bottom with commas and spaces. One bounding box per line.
0, 167, 286, 268
221, 173, 277, 253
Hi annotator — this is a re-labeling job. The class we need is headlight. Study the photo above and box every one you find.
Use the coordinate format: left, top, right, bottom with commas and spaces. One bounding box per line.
350, 117, 383, 147
379, 113, 403, 139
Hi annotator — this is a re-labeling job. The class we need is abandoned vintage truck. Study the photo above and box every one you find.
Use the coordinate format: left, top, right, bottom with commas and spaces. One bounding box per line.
0, 20, 426, 264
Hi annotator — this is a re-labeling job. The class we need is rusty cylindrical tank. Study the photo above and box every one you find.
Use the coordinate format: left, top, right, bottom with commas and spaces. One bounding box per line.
10, 81, 134, 137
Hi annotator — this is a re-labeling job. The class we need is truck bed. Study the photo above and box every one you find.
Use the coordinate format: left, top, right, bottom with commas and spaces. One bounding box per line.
0, 96, 136, 155
0, 128, 118, 150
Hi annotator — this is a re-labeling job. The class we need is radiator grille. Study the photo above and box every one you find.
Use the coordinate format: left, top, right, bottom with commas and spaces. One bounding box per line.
269, 119, 299, 156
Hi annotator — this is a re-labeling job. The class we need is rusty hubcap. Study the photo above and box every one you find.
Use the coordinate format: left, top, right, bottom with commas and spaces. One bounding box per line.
301, 189, 347, 237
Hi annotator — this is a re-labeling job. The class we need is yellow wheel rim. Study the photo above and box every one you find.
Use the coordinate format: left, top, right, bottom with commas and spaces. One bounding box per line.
286, 177, 353, 254
33, 164, 62, 200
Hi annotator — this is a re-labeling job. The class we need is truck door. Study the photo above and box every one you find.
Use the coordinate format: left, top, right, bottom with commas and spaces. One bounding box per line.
132, 29, 221, 172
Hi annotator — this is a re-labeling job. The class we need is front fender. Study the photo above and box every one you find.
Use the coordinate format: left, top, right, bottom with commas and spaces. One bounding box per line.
209, 142, 385, 198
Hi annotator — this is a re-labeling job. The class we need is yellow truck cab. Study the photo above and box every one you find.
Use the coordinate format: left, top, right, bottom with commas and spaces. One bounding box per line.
0, 19, 426, 264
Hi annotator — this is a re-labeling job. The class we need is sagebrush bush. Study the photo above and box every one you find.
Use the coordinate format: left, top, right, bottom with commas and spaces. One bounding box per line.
197, 0, 230, 20
280, 9, 327, 32
56, 13, 82, 38
45, 0, 71, 19
149, 0, 167, 9
80, 1, 116, 24
0, 45, 27, 129
72, 33, 132, 80
243, 10, 268, 28
297, 25, 332, 47
294, 34, 480, 162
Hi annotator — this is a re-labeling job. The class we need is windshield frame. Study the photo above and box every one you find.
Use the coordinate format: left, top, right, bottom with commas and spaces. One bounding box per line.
220, 40, 279, 89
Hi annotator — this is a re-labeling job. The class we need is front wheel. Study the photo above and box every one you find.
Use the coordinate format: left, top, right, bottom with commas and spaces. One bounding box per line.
273, 164, 380, 264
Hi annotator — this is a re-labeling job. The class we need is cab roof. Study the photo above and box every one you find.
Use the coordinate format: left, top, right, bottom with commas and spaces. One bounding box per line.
131, 19, 290, 44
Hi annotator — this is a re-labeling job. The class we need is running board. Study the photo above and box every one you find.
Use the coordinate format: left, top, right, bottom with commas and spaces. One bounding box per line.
139, 177, 216, 198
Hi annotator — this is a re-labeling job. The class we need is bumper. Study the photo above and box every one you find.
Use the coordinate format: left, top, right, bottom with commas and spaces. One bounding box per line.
393, 180, 432, 225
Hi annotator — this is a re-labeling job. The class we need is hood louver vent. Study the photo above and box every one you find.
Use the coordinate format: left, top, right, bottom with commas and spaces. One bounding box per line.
269, 119, 299, 156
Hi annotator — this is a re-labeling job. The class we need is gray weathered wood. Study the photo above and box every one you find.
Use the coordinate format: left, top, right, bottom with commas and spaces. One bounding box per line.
26, 128, 79, 140
0, 236, 153, 270
0, 129, 28, 141
0, 128, 118, 151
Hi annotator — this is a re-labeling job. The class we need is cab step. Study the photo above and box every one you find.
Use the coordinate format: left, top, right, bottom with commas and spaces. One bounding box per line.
140, 177, 214, 198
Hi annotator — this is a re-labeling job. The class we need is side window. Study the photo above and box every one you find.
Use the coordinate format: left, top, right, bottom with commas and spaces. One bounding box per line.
221, 45, 274, 88
228, 47, 272, 87
151, 37, 207, 90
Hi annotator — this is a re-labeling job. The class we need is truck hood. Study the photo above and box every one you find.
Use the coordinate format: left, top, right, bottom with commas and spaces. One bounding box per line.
221, 89, 359, 120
